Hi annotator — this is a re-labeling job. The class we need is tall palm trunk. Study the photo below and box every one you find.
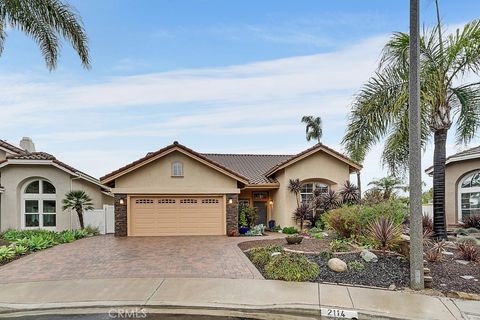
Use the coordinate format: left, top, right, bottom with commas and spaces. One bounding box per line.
432, 130, 448, 239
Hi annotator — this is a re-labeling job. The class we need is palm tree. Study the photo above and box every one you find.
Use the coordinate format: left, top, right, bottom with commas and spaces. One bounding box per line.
62, 190, 93, 229
368, 176, 404, 200
287, 178, 302, 207
342, 1, 480, 239
301, 116, 322, 143
0, 0, 90, 70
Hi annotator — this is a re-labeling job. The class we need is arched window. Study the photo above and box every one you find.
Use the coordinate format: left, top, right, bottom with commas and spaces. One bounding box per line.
458, 171, 480, 221
22, 179, 56, 229
300, 182, 329, 205
171, 161, 184, 177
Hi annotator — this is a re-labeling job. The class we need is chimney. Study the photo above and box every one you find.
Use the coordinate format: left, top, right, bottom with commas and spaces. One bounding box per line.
19, 137, 36, 153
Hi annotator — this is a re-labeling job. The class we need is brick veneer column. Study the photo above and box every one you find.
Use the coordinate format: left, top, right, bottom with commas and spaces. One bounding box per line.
226, 194, 239, 234
114, 194, 127, 237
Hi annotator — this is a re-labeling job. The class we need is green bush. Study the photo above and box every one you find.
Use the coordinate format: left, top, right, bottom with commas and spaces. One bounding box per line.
308, 227, 323, 235
73, 229, 89, 239
330, 239, 352, 252
0, 246, 16, 261
282, 227, 299, 234
83, 226, 100, 236
265, 253, 320, 282
58, 230, 76, 243
249, 245, 283, 267
12, 245, 28, 255
348, 260, 365, 271
323, 200, 407, 239
313, 233, 324, 239
457, 236, 479, 246
465, 227, 480, 234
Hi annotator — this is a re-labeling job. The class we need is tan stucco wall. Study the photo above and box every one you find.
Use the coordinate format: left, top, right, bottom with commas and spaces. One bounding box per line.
271, 151, 351, 228
445, 159, 480, 225
114, 151, 239, 194
0, 165, 109, 232
0, 150, 6, 161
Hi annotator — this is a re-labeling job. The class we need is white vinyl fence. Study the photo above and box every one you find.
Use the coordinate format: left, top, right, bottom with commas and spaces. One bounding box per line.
83, 205, 114, 234
422, 204, 433, 219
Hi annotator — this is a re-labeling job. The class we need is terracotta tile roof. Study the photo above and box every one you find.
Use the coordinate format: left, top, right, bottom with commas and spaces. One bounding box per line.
2, 152, 99, 182
202, 154, 293, 184
100, 141, 251, 183
0, 139, 25, 154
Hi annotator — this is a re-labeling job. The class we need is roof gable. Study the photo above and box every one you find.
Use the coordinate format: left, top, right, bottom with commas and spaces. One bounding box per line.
100, 142, 250, 184
265, 143, 362, 176
0, 140, 25, 155
425, 145, 480, 174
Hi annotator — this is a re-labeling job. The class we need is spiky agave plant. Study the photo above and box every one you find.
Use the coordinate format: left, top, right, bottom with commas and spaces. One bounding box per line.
367, 216, 402, 250
292, 204, 310, 231
340, 181, 360, 205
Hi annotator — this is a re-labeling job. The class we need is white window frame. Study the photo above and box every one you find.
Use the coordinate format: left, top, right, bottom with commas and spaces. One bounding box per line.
171, 161, 184, 177
21, 179, 57, 230
300, 182, 329, 205
457, 170, 480, 222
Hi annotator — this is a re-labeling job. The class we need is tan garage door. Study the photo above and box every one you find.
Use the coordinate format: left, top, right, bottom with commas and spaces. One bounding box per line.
129, 196, 225, 236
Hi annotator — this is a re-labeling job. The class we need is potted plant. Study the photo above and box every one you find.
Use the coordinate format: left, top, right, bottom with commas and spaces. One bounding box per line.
286, 234, 303, 245
238, 205, 249, 235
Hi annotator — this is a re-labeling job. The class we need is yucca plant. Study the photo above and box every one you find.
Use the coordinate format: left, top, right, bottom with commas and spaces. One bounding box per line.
367, 216, 402, 250
422, 214, 434, 232
456, 243, 479, 261
462, 215, 480, 229
425, 240, 448, 262
320, 190, 341, 211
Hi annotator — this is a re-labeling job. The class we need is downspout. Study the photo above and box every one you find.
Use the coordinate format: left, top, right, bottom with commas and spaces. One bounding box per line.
70, 175, 82, 230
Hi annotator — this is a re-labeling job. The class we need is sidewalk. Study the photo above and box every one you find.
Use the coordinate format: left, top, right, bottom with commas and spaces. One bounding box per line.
0, 277, 478, 320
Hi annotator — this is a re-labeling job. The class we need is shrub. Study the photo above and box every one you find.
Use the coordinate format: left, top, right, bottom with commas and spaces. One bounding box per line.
265, 253, 320, 282
318, 251, 334, 260
313, 233, 324, 239
292, 204, 309, 231
239, 205, 257, 228
456, 243, 478, 261
12, 245, 28, 255
323, 200, 407, 239
348, 260, 365, 271
0, 246, 15, 261
26, 235, 53, 251
73, 229, 88, 239
249, 245, 283, 267
367, 217, 402, 250
463, 215, 480, 229
84, 226, 100, 236
282, 227, 299, 235
457, 236, 478, 246
425, 240, 448, 262
422, 214, 433, 232
454, 228, 468, 236
465, 227, 480, 234
330, 239, 352, 252
58, 230, 76, 243
308, 227, 323, 235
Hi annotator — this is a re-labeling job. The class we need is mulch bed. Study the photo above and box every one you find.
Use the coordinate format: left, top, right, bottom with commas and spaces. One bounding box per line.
0, 239, 9, 246
238, 237, 333, 253
427, 256, 480, 294
309, 252, 410, 288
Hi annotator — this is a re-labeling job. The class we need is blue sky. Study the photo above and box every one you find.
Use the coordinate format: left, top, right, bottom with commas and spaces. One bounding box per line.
1, 0, 479, 187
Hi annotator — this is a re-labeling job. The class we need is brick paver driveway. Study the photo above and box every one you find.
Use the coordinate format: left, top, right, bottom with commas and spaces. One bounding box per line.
0, 235, 277, 283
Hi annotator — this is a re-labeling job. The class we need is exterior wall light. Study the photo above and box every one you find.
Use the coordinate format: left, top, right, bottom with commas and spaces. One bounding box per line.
269, 200, 274, 206
228, 198, 233, 204
119, 198, 125, 205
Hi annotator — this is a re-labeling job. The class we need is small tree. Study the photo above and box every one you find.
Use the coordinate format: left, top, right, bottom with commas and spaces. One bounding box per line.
301, 115, 323, 143
368, 176, 404, 200
62, 190, 94, 229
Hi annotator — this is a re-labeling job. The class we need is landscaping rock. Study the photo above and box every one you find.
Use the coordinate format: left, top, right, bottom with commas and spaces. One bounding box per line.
460, 275, 475, 280
441, 251, 454, 257
388, 284, 396, 291
455, 260, 470, 265
327, 258, 348, 272
271, 252, 281, 257
360, 249, 378, 263
401, 234, 410, 241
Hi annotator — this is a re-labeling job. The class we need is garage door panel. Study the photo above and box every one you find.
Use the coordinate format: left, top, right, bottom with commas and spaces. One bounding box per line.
130, 196, 224, 236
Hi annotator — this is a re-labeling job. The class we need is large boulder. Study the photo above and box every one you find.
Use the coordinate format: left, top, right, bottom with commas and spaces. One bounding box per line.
360, 249, 378, 263
327, 258, 348, 272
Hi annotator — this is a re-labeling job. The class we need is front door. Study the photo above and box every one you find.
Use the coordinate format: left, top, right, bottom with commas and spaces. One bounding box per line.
253, 201, 267, 226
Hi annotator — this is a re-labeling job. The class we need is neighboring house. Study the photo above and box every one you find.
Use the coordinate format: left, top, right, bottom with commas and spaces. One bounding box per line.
100, 141, 362, 237
426, 145, 480, 226
0, 138, 113, 232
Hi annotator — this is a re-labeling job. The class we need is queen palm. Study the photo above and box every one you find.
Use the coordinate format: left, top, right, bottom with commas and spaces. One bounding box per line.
301, 116, 322, 143
62, 190, 93, 229
0, 0, 90, 70
342, 2, 480, 239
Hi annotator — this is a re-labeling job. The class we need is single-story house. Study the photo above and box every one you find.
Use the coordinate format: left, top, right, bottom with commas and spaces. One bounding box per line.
100, 141, 362, 237
0, 138, 113, 232
426, 145, 480, 226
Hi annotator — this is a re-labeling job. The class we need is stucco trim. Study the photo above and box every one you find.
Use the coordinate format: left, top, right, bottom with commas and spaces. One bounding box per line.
111, 188, 240, 194
265, 144, 362, 176
243, 183, 280, 189
425, 153, 480, 175
101, 144, 250, 185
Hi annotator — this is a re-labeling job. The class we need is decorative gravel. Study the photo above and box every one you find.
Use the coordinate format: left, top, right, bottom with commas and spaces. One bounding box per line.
238, 237, 336, 253
427, 256, 480, 294
309, 252, 410, 288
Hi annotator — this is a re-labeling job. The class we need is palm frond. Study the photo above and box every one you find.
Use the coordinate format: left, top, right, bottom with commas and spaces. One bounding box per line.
452, 84, 480, 145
